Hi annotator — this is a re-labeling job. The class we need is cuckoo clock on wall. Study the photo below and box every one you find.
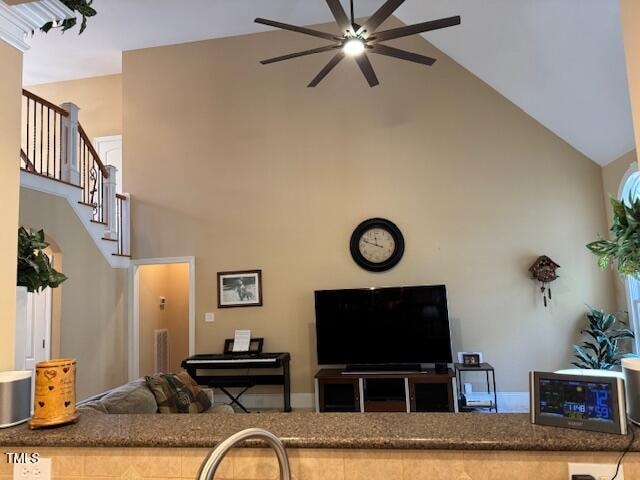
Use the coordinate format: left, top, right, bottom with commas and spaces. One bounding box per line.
528, 255, 560, 307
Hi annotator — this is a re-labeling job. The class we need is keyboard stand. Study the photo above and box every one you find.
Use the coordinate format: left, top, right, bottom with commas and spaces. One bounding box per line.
216, 383, 253, 413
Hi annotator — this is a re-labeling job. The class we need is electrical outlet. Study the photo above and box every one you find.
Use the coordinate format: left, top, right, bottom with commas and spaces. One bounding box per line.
205, 312, 215, 322
13, 458, 51, 480
568, 462, 623, 480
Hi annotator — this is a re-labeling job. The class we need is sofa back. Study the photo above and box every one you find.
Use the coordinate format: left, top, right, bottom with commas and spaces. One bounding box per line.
77, 378, 158, 414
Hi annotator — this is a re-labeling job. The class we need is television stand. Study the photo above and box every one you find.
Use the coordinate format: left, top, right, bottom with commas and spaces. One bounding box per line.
344, 363, 422, 373
315, 368, 458, 413
434, 363, 449, 374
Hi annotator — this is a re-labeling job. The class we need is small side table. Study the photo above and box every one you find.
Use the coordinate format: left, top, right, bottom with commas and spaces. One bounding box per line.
454, 362, 498, 413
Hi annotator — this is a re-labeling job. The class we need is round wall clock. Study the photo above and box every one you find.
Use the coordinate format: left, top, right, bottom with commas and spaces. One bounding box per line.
350, 218, 405, 272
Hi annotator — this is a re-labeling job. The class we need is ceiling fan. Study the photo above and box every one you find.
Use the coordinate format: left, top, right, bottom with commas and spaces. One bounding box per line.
255, 0, 461, 88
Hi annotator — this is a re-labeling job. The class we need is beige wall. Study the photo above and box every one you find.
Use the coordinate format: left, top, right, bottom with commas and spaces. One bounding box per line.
19, 188, 128, 399
0, 40, 22, 371
621, 0, 640, 157
601, 150, 637, 311
27, 74, 122, 140
167, 263, 190, 373
122, 24, 615, 394
4, 446, 640, 480
138, 263, 189, 376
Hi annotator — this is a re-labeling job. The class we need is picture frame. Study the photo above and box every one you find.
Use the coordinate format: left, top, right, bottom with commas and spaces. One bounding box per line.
217, 270, 263, 308
457, 351, 483, 366
462, 353, 481, 366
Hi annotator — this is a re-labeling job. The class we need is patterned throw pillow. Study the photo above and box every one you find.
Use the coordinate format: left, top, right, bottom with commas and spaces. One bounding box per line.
145, 372, 212, 413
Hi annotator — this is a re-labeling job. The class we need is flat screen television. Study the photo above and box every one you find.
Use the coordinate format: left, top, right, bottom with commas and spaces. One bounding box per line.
315, 285, 452, 367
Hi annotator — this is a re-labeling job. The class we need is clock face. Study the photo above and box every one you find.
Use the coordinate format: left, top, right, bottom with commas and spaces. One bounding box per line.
358, 228, 396, 264
350, 218, 405, 272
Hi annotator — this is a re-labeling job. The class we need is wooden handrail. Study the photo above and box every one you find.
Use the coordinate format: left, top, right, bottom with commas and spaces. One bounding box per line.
22, 89, 69, 117
20, 149, 35, 172
78, 123, 109, 178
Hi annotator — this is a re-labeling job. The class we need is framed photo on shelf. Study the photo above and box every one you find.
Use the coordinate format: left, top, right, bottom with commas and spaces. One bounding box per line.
217, 270, 263, 308
457, 351, 483, 366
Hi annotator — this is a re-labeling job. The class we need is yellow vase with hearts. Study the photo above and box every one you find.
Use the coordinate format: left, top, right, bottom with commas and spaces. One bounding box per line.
29, 358, 78, 429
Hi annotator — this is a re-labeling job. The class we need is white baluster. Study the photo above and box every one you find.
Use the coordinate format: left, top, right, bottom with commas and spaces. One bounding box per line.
59, 102, 80, 185
121, 193, 131, 256
103, 165, 118, 240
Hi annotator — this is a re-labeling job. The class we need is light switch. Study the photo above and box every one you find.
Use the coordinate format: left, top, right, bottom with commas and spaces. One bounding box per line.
205, 312, 215, 322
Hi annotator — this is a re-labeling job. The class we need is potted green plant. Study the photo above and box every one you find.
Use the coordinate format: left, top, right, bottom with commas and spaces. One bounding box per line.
572, 306, 635, 370
17, 227, 67, 293
587, 196, 640, 277
40, 0, 97, 34
15, 227, 67, 369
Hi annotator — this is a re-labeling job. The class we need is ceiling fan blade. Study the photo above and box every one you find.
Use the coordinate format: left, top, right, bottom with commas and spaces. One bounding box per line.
261, 45, 340, 65
356, 0, 405, 37
370, 16, 461, 43
355, 53, 380, 87
255, 18, 340, 42
369, 44, 436, 66
326, 0, 353, 35
308, 52, 345, 87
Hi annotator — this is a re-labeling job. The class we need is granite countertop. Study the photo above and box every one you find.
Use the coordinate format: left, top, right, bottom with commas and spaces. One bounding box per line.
0, 412, 636, 451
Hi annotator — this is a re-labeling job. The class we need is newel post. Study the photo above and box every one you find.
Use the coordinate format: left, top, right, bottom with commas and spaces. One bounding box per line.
103, 165, 118, 240
60, 102, 80, 185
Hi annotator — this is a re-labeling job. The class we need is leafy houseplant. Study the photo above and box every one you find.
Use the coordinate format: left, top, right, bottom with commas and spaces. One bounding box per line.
587, 196, 640, 278
572, 306, 635, 370
41, 0, 96, 34
17, 227, 67, 293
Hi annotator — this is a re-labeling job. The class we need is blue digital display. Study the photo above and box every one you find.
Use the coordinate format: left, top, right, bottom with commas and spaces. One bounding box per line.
539, 378, 613, 423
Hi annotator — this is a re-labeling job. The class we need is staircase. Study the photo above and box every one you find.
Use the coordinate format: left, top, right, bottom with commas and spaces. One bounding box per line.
19, 89, 131, 269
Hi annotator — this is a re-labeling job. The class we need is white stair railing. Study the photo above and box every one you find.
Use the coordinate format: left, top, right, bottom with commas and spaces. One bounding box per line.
115, 193, 131, 257
59, 101, 79, 185
103, 164, 118, 240
20, 90, 131, 259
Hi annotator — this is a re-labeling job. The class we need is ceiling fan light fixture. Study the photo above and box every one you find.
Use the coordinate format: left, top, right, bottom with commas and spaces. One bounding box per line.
343, 38, 365, 56
256, 1, 461, 87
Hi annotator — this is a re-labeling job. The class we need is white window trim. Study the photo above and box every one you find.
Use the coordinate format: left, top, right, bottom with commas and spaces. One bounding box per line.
618, 161, 640, 353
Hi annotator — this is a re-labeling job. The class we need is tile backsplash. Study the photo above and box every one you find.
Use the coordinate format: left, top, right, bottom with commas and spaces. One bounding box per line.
1, 447, 638, 480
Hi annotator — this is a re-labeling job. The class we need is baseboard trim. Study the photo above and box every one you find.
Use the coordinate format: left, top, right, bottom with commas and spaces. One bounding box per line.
210, 391, 530, 413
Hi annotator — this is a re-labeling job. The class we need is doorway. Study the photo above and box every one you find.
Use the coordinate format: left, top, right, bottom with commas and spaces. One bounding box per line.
16, 288, 52, 370
94, 135, 123, 193
15, 239, 61, 405
130, 257, 195, 379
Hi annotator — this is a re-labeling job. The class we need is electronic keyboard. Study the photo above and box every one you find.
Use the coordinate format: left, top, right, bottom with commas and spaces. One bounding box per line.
181, 353, 285, 366
181, 352, 292, 412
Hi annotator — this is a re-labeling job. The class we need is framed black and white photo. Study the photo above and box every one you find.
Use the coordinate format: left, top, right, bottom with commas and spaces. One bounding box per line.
462, 353, 481, 366
457, 351, 483, 366
217, 270, 263, 308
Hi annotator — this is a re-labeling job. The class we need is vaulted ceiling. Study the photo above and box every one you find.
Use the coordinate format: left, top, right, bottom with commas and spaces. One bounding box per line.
21, 0, 634, 165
